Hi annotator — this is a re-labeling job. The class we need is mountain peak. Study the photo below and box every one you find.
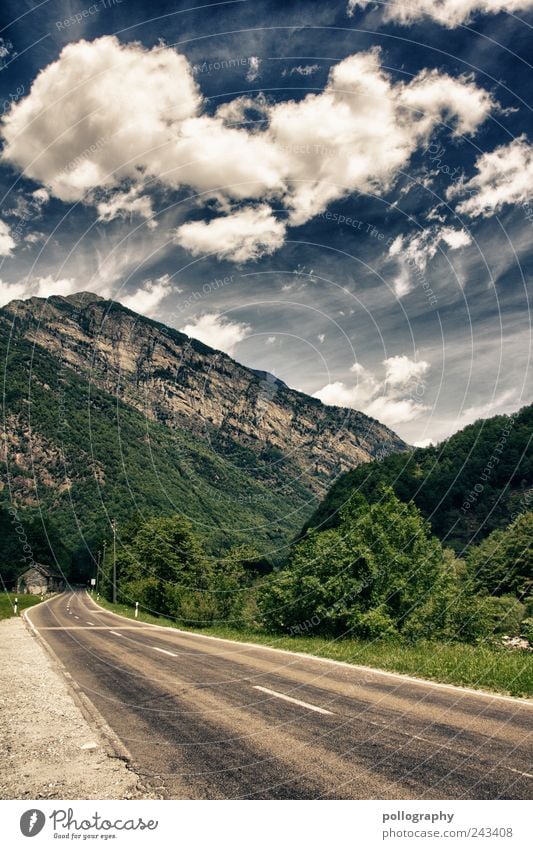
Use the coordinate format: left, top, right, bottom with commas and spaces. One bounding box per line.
60, 291, 106, 309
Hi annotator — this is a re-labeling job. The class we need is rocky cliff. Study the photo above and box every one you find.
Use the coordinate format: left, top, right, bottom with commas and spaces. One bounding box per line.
0, 292, 406, 559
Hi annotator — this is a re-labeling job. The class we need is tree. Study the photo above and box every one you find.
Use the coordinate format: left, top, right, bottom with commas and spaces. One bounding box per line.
104, 515, 214, 622
258, 488, 451, 638
466, 512, 533, 598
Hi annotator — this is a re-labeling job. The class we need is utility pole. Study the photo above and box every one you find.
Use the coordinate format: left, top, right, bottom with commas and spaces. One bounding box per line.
101, 539, 106, 599
112, 519, 117, 604
95, 549, 101, 595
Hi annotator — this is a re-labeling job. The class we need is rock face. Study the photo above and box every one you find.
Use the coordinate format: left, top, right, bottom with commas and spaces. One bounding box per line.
0, 292, 406, 556
1, 293, 406, 493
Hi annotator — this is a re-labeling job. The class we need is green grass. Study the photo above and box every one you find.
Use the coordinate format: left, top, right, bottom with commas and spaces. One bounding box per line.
0, 593, 43, 620
94, 595, 533, 698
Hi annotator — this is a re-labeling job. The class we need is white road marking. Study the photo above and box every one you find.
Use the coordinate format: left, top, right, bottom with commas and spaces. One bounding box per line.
152, 646, 177, 657
506, 767, 533, 779
253, 685, 334, 715
86, 621, 95, 625
109, 630, 124, 637
74, 615, 80, 619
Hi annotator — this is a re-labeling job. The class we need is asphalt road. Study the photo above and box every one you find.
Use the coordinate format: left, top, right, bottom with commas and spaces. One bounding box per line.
26, 591, 533, 800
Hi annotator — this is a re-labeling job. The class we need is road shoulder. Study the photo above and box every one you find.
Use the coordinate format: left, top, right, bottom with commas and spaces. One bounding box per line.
0, 615, 150, 800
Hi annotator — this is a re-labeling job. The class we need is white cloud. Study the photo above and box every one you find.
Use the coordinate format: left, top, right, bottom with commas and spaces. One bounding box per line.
96, 187, 154, 223
269, 51, 493, 226
413, 438, 434, 448
119, 274, 173, 316
1, 36, 201, 202
1, 37, 495, 258
314, 355, 430, 427
282, 64, 320, 77
388, 226, 472, 295
454, 389, 519, 428
439, 227, 472, 248
181, 313, 250, 355
31, 188, 49, 205
174, 205, 286, 262
392, 267, 412, 298
348, 0, 533, 28
0, 220, 16, 256
246, 56, 260, 82
0, 275, 77, 307
452, 136, 533, 218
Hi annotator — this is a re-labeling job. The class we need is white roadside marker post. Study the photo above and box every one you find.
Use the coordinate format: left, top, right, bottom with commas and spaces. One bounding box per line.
135, 601, 139, 619
13, 597, 18, 615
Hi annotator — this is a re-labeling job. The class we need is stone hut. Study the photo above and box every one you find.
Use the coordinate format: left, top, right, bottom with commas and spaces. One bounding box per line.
17, 564, 65, 595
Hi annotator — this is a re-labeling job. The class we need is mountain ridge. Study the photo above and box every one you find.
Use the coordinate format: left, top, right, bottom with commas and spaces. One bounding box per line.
0, 290, 407, 576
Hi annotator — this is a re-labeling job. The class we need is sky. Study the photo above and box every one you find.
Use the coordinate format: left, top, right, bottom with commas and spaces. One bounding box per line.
0, 0, 531, 445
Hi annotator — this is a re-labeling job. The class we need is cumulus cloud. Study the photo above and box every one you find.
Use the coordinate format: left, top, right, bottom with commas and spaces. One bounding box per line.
1, 36, 495, 258
439, 227, 472, 248
0, 275, 78, 307
181, 313, 250, 355
452, 136, 533, 218
384, 354, 430, 386
96, 187, 154, 223
0, 219, 16, 256
119, 274, 173, 316
267, 51, 493, 226
314, 355, 430, 426
2, 36, 201, 202
388, 225, 472, 294
348, 0, 533, 28
174, 205, 286, 262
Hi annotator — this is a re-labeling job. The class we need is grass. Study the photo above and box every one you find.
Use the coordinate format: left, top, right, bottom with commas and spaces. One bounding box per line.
0, 592, 43, 620
94, 595, 533, 699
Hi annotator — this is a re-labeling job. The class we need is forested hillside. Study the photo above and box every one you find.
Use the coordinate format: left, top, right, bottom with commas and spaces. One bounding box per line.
302, 405, 533, 551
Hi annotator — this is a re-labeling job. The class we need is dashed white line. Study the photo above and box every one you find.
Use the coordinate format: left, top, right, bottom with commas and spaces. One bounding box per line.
109, 630, 124, 637
253, 685, 334, 715
74, 615, 80, 620
86, 621, 95, 625
506, 767, 533, 779
152, 646, 177, 657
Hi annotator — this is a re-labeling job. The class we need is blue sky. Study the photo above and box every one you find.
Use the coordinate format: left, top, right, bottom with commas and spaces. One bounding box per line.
0, 0, 531, 443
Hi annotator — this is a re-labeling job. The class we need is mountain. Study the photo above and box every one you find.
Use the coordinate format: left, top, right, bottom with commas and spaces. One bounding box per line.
302, 403, 533, 552
0, 292, 406, 577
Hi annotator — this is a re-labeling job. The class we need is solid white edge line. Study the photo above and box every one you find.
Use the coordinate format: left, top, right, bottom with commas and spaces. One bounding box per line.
253, 685, 334, 715
86, 593, 531, 706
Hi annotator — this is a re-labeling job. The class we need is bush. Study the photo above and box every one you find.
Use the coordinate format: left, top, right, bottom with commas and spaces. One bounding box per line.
520, 617, 533, 643
258, 488, 453, 637
485, 595, 526, 636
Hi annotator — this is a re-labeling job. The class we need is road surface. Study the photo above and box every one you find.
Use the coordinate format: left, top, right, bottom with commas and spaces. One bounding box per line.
26, 591, 533, 800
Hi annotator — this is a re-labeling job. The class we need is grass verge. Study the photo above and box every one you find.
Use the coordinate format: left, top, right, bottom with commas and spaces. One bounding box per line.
94, 595, 533, 698
0, 593, 43, 620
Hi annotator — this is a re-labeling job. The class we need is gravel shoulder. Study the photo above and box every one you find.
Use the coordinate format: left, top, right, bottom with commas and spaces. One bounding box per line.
0, 615, 150, 800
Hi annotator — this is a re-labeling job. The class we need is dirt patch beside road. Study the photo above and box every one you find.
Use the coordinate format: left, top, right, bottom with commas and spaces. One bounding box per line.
0, 616, 150, 799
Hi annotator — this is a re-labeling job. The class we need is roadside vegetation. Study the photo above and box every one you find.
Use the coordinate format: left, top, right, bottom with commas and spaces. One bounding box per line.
95, 483, 533, 698
0, 593, 42, 621
95, 597, 533, 697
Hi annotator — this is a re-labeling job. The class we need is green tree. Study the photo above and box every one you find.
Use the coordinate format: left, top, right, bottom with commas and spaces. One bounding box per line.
104, 515, 214, 622
466, 512, 533, 598
258, 488, 450, 638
